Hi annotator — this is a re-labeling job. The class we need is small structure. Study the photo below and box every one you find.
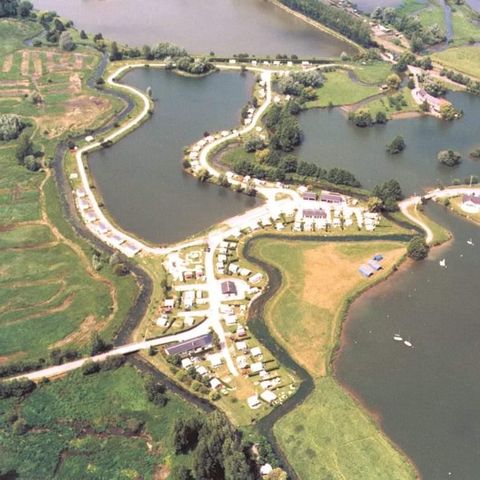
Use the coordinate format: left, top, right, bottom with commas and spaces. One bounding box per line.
359, 264, 374, 278
462, 193, 480, 213
247, 395, 261, 409
260, 390, 277, 404
373, 254, 383, 262
196, 365, 209, 376
250, 346, 262, 357
250, 361, 263, 374
237, 355, 248, 369
302, 192, 317, 201
163, 298, 175, 312
320, 192, 343, 204
367, 259, 382, 271
237, 326, 247, 337
236, 341, 248, 352
208, 353, 223, 368
181, 358, 193, 369
221, 280, 237, 296
165, 333, 213, 357
249, 273, 263, 284
303, 208, 326, 219
210, 378, 222, 389
260, 464, 273, 476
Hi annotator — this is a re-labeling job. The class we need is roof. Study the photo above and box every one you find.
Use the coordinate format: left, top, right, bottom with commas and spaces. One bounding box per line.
302, 192, 317, 201
165, 333, 213, 356
260, 390, 277, 403
463, 194, 480, 205
359, 265, 374, 277
367, 259, 382, 271
303, 208, 326, 219
221, 280, 237, 295
320, 193, 343, 203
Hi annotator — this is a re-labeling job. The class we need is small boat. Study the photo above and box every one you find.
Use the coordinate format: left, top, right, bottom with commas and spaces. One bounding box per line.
439, 259, 446, 267
393, 334, 403, 342
467, 239, 474, 246
404, 340, 413, 348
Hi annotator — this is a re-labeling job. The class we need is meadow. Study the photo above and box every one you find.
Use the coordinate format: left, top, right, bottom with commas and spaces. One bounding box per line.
0, 365, 198, 479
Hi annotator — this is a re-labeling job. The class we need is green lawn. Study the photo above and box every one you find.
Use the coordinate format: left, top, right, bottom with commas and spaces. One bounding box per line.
274, 377, 417, 480
353, 61, 393, 85
0, 19, 42, 57
307, 71, 380, 108
0, 365, 198, 479
359, 88, 419, 118
450, 5, 480, 45
433, 45, 480, 78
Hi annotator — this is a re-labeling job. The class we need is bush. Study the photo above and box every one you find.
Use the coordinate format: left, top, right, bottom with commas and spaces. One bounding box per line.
0, 114, 26, 141
349, 109, 373, 127
407, 236, 429, 260
0, 379, 36, 399
437, 150, 461, 167
386, 135, 406, 154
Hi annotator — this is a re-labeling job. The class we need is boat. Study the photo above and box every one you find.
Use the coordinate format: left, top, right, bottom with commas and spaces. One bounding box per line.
467, 239, 474, 246
404, 340, 413, 348
393, 334, 403, 341
439, 258, 446, 267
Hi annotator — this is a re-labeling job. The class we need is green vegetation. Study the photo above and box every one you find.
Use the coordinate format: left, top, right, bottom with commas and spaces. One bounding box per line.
450, 4, 480, 45
372, 179, 404, 211
353, 61, 392, 84
279, 0, 373, 47
0, 365, 199, 479
437, 149, 462, 166
433, 46, 480, 79
306, 71, 379, 108
274, 377, 416, 479
360, 89, 419, 118
407, 235, 429, 260
387, 135, 406, 154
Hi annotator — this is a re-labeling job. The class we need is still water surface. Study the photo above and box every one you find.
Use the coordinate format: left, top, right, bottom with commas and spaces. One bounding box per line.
89, 69, 258, 244
298, 92, 480, 194
32, 0, 355, 57
336, 203, 480, 479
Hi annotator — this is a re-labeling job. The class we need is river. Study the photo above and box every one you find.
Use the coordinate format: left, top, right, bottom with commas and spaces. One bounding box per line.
336, 203, 480, 479
298, 91, 480, 195
89, 68, 258, 244
31, 0, 355, 57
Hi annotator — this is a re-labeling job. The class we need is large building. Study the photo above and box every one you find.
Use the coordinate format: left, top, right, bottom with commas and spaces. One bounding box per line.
164, 333, 213, 357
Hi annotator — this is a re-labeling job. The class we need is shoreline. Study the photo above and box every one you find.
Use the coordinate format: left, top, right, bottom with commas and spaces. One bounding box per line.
266, 0, 364, 53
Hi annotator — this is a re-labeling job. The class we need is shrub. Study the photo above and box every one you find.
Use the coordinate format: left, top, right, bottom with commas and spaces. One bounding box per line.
0, 114, 26, 140
386, 135, 406, 154
407, 236, 429, 260
437, 150, 461, 167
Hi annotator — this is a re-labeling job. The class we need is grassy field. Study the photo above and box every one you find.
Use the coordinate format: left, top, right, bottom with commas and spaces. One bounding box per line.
307, 71, 380, 108
433, 45, 480, 79
448, 195, 480, 225
0, 365, 198, 479
353, 61, 393, 84
402, 202, 451, 245
274, 377, 417, 480
359, 87, 419, 118
0, 20, 138, 362
248, 239, 406, 377
450, 4, 480, 45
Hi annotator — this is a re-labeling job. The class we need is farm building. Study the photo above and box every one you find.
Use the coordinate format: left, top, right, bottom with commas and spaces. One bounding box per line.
303, 192, 317, 201
303, 208, 327, 219
165, 333, 213, 357
462, 193, 480, 213
260, 390, 277, 404
320, 192, 343, 204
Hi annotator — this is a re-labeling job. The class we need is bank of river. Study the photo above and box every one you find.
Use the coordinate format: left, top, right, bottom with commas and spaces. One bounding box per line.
297, 91, 480, 194
89, 68, 258, 244
32, 0, 355, 57
336, 202, 480, 479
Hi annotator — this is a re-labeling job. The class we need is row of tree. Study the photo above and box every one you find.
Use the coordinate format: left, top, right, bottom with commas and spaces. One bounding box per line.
440, 69, 480, 97
279, 0, 373, 47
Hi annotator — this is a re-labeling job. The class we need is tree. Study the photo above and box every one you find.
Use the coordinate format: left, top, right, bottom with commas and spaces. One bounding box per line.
372, 179, 403, 211
89, 332, 109, 355
145, 376, 168, 406
386, 73, 401, 90
367, 196, 383, 212
15, 132, 32, 165
59, 31, 75, 51
407, 236, 429, 260
437, 150, 461, 167
173, 417, 202, 453
109, 41, 122, 61
375, 110, 388, 124
18, 1, 33, 17
169, 465, 193, 480
440, 104, 459, 121
386, 135, 406, 154
0, 113, 26, 140
80, 29, 88, 40
349, 109, 373, 127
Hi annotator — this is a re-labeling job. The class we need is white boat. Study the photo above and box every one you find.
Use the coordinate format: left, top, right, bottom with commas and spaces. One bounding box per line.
393, 334, 403, 342
439, 259, 446, 267
467, 239, 474, 246
404, 340, 413, 348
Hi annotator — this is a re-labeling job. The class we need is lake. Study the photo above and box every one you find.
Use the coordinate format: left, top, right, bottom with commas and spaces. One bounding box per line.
89, 68, 258, 244
32, 0, 356, 57
297, 91, 480, 195
336, 203, 480, 479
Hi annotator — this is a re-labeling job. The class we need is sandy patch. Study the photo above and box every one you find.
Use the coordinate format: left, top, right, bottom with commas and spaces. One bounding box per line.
20, 50, 30, 76
2, 54, 13, 73
45, 51, 55, 72
0, 79, 29, 87
0, 89, 30, 97
31, 51, 42, 77
69, 73, 82, 94
74, 53, 84, 70
153, 465, 170, 480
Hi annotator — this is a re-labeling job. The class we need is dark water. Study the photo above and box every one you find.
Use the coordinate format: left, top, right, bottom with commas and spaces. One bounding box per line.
336, 203, 480, 479
298, 92, 480, 194
89, 69, 258, 244
32, 0, 355, 57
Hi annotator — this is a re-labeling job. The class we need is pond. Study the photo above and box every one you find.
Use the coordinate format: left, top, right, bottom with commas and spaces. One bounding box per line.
336, 202, 480, 479
32, 0, 356, 57
297, 91, 480, 195
89, 68, 259, 244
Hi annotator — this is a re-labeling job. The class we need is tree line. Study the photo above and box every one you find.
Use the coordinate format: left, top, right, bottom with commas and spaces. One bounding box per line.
278, 0, 373, 47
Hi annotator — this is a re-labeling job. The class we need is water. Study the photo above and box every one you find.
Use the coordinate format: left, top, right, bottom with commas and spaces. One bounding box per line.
89, 69, 258, 244
336, 203, 480, 479
32, 0, 355, 57
298, 91, 480, 194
